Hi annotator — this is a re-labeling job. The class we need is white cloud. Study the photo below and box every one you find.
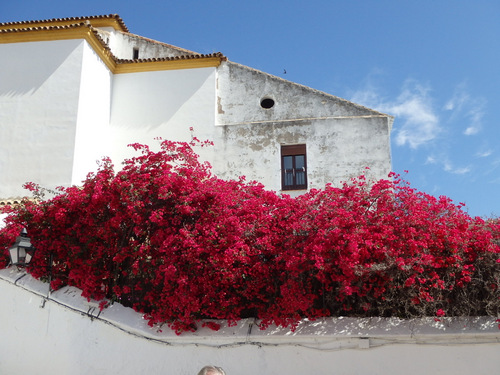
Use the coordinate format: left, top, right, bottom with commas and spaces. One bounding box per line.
424, 153, 471, 175
443, 83, 469, 112
450, 166, 471, 175
443, 83, 486, 136
464, 126, 479, 135
351, 80, 440, 149
443, 159, 471, 175
476, 150, 493, 158
350, 78, 488, 178
425, 155, 436, 164
463, 102, 485, 135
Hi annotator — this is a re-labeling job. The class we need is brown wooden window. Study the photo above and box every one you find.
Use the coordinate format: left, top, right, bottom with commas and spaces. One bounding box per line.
281, 144, 307, 190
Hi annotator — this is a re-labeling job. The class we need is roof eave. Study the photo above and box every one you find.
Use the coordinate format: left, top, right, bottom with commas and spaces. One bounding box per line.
0, 24, 226, 73
0, 14, 128, 32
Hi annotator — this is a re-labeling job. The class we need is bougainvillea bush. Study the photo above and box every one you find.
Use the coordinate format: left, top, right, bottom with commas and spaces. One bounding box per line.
1, 139, 499, 333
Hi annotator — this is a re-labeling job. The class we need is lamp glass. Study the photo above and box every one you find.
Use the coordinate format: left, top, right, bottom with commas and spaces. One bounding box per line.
9, 229, 35, 267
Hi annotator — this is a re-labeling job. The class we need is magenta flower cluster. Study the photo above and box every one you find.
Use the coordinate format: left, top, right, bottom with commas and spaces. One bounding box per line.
1, 139, 498, 334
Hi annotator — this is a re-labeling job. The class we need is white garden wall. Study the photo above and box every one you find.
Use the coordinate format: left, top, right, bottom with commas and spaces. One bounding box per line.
0, 268, 498, 375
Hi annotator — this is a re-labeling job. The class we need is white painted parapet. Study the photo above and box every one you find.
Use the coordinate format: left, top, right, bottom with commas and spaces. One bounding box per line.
0, 268, 498, 375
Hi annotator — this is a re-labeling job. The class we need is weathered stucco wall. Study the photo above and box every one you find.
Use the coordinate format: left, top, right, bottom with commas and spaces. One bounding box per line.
98, 29, 195, 60
213, 61, 392, 188
216, 61, 384, 125
1, 268, 498, 375
213, 116, 392, 191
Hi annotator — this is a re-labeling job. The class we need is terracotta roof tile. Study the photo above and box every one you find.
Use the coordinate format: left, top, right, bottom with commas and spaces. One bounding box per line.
117, 52, 226, 64
0, 14, 129, 32
0, 21, 89, 33
0, 198, 37, 208
0, 15, 227, 70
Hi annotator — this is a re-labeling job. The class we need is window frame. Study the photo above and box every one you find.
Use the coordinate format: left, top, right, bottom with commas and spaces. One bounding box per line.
281, 144, 307, 191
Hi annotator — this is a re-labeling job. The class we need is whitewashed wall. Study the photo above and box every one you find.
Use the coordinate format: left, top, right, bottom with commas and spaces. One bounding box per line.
216, 62, 381, 124
71, 42, 113, 186
109, 67, 217, 165
101, 30, 191, 60
212, 116, 391, 192
214, 61, 392, 190
0, 40, 85, 197
1, 34, 392, 199
0, 268, 498, 375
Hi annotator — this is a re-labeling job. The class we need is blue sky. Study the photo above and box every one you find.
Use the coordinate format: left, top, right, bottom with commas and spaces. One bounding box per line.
2, 1, 499, 218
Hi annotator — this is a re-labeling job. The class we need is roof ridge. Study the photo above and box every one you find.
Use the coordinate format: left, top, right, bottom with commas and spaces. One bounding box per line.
0, 14, 129, 32
0, 21, 90, 33
0, 22, 120, 68
0, 22, 225, 71
116, 52, 226, 64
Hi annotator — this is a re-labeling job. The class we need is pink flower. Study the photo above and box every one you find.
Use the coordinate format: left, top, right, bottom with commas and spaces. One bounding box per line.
1, 140, 498, 334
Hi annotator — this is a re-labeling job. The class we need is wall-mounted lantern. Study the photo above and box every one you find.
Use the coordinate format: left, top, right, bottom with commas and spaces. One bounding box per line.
9, 228, 35, 267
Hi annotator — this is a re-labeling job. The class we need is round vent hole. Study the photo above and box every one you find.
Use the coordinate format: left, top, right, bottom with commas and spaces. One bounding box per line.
260, 98, 275, 109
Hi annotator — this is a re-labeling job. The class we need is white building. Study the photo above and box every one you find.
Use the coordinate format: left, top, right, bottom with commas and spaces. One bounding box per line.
2, 17, 499, 375
0, 14, 393, 200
